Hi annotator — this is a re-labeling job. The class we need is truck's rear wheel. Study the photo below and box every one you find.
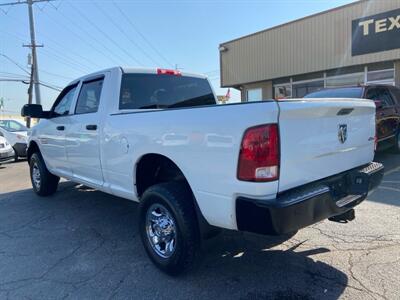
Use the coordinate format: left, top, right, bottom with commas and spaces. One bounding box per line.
138, 182, 200, 275
29, 152, 60, 196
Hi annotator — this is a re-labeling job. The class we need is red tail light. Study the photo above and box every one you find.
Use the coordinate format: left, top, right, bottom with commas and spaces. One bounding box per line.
157, 68, 181, 76
237, 124, 280, 182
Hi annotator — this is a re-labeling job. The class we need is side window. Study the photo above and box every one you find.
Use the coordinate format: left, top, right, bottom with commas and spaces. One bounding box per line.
75, 78, 104, 114
365, 88, 378, 100
366, 88, 394, 107
247, 88, 262, 102
52, 85, 77, 117
380, 89, 395, 107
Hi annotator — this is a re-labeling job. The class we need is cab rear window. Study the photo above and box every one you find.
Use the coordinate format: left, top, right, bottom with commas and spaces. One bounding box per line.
119, 73, 216, 109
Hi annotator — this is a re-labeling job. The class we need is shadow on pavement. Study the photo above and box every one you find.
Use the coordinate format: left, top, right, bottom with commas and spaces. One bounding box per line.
369, 151, 400, 207
0, 182, 348, 299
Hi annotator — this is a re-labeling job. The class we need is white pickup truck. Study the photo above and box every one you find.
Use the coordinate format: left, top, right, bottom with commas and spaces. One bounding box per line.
22, 67, 383, 275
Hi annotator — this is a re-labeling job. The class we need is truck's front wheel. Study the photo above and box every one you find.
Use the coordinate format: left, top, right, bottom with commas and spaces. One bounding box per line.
138, 182, 200, 275
29, 152, 60, 196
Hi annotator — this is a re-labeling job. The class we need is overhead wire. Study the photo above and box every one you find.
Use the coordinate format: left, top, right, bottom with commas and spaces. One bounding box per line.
1, 10, 96, 71
50, 3, 129, 66
0, 17, 93, 74
94, 2, 161, 67
40, 48, 89, 73
38, 7, 114, 68
112, 0, 174, 68
68, 1, 143, 66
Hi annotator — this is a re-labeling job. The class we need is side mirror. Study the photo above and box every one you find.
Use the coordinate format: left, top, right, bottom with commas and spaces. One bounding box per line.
21, 104, 50, 119
374, 100, 383, 109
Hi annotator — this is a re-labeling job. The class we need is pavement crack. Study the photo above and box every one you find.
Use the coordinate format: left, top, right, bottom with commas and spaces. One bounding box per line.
347, 252, 388, 300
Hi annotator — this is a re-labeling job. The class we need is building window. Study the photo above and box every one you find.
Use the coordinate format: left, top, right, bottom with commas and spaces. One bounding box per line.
247, 88, 262, 102
325, 73, 364, 88
292, 80, 324, 98
274, 84, 292, 99
367, 69, 394, 85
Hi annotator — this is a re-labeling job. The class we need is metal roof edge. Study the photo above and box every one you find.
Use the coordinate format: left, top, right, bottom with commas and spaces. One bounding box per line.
220, 0, 367, 46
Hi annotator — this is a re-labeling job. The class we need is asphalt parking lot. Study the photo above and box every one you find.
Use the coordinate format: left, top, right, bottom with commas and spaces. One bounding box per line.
0, 153, 399, 300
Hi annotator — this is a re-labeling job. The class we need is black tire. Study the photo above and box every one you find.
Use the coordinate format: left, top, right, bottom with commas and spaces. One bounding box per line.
393, 130, 400, 154
29, 152, 60, 196
138, 182, 200, 276
13, 147, 19, 162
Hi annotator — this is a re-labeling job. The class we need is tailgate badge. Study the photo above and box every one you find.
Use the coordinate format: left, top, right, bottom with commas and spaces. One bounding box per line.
338, 124, 347, 144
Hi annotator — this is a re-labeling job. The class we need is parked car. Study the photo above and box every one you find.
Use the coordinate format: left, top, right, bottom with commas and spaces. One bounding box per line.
0, 135, 15, 165
22, 67, 383, 275
304, 85, 400, 152
0, 119, 28, 161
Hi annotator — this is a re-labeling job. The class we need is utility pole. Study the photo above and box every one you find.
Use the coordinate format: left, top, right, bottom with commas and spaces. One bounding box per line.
27, 0, 41, 105
26, 56, 34, 128
0, 0, 54, 106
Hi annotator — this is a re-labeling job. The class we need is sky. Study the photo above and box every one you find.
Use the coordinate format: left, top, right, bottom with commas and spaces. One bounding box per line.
0, 0, 356, 112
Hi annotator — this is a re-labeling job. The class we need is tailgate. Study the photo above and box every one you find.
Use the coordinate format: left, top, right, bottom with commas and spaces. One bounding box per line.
277, 98, 376, 192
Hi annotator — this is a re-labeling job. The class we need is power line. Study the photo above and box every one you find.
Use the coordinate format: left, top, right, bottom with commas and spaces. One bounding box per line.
40, 48, 89, 74
36, 9, 106, 69
112, 1, 174, 68
0, 31, 85, 82
0, 11, 99, 72
94, 2, 161, 67
0, 71, 29, 78
0, 0, 56, 105
0, 53, 30, 75
39, 69, 73, 81
50, 3, 128, 66
0, 31, 89, 74
68, 1, 143, 66
0, 77, 60, 91
43, 45, 92, 72
38, 80, 62, 91
0, 0, 48, 7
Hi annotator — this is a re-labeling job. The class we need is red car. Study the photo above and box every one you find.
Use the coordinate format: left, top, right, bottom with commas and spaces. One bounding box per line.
305, 85, 400, 152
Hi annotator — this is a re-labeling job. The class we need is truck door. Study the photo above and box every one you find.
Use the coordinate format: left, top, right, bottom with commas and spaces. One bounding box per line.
365, 87, 398, 141
66, 75, 105, 187
38, 84, 78, 177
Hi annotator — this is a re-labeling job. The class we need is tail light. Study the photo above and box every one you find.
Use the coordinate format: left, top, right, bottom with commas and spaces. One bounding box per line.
157, 68, 181, 76
237, 124, 280, 182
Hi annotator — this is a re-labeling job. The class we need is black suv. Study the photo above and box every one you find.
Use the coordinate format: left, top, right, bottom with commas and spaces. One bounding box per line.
305, 85, 400, 152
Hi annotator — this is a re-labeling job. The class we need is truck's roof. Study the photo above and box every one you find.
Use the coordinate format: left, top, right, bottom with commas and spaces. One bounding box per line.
69, 67, 207, 86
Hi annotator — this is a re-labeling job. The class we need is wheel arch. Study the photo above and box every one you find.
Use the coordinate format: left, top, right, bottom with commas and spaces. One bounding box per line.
134, 153, 216, 238
27, 140, 41, 162
135, 153, 191, 198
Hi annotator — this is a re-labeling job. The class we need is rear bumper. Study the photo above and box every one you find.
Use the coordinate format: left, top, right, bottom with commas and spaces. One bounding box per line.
13, 142, 27, 157
236, 162, 384, 235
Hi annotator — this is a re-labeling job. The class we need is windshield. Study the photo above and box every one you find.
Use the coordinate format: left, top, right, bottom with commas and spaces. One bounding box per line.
304, 87, 364, 99
0, 120, 28, 132
119, 73, 216, 109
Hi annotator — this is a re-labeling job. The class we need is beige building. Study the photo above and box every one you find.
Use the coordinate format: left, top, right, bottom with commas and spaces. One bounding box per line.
219, 0, 400, 101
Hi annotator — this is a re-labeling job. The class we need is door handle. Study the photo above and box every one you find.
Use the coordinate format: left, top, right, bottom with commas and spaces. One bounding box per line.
56, 126, 65, 131
86, 124, 97, 131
